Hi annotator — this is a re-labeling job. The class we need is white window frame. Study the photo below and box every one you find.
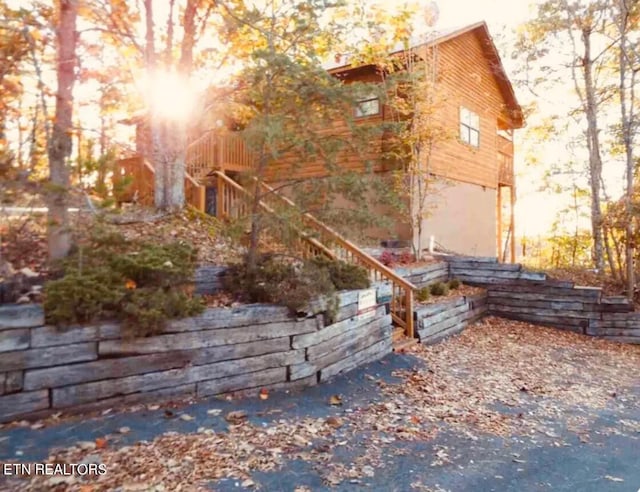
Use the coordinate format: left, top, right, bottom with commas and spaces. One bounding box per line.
355, 95, 380, 118
460, 106, 480, 147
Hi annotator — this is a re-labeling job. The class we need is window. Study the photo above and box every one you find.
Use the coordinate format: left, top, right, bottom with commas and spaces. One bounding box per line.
460, 106, 480, 147
355, 95, 380, 118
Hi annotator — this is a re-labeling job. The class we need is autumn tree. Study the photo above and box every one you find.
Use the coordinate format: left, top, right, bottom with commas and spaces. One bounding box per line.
611, 0, 639, 299
213, 0, 373, 269
46, 0, 78, 260
518, 0, 612, 272
382, 39, 449, 259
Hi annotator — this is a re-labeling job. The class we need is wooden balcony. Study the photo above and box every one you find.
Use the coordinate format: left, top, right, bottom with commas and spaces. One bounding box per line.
498, 153, 514, 186
497, 135, 514, 186
186, 132, 254, 179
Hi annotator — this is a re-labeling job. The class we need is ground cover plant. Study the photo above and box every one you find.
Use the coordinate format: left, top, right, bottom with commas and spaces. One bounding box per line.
44, 223, 204, 337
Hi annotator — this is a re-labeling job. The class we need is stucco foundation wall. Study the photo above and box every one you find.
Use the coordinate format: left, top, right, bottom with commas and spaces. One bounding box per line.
415, 180, 496, 257
0, 289, 392, 423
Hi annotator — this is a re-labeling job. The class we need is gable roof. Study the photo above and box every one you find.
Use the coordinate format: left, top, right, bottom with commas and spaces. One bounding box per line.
327, 21, 524, 129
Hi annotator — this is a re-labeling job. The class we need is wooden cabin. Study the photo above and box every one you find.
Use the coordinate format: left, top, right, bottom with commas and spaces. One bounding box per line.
308, 21, 524, 260
124, 21, 523, 261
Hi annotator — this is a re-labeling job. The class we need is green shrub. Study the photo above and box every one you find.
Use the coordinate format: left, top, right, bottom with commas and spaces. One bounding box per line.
429, 281, 449, 296
223, 254, 336, 313
312, 256, 370, 291
44, 224, 203, 336
44, 270, 124, 325
416, 286, 430, 302
120, 287, 203, 338
223, 254, 370, 315
448, 278, 461, 290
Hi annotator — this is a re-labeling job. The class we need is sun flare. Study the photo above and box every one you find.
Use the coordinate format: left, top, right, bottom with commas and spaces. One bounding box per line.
145, 70, 198, 123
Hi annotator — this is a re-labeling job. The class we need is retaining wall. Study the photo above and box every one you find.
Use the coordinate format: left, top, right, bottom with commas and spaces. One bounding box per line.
0, 289, 392, 423
443, 256, 640, 344
395, 263, 449, 288
415, 293, 488, 344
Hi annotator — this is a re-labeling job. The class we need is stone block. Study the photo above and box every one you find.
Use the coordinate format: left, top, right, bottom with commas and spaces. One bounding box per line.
197, 367, 286, 398
100, 319, 315, 356
0, 343, 97, 372
0, 305, 44, 330
0, 390, 50, 422
31, 323, 121, 347
0, 329, 29, 353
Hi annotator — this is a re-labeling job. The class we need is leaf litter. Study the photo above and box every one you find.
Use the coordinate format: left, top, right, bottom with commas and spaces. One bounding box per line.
8, 316, 640, 490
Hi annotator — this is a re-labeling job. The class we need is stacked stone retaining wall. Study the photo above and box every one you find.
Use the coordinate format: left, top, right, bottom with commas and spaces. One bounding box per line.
0, 289, 392, 423
415, 294, 488, 344
442, 256, 639, 344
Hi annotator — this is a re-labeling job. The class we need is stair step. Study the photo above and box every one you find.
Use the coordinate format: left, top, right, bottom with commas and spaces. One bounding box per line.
392, 327, 405, 342
393, 336, 419, 353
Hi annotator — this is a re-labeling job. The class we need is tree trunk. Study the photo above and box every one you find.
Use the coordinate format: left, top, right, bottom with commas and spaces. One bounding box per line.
46, 0, 77, 261
617, 0, 636, 300
581, 27, 605, 273
603, 223, 620, 282
149, 0, 197, 212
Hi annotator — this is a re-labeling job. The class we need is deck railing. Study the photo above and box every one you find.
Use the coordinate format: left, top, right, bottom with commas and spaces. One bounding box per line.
186, 132, 254, 178
212, 171, 416, 338
498, 152, 514, 186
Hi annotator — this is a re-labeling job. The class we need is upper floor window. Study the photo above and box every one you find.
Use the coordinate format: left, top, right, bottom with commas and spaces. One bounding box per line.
355, 94, 380, 118
460, 106, 480, 147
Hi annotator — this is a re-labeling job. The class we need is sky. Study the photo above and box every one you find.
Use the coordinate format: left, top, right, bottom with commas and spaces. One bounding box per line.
430, 0, 536, 29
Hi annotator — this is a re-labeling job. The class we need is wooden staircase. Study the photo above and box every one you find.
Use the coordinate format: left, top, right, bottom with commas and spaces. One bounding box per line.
114, 156, 206, 212
115, 145, 418, 347
210, 171, 417, 343
392, 326, 418, 353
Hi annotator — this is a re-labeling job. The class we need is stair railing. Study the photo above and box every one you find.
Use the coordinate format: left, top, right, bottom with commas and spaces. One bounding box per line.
213, 171, 336, 261
212, 171, 416, 338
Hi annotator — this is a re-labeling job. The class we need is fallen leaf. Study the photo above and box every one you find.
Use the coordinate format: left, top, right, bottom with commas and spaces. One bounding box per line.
180, 414, 194, 422
95, 438, 108, 450
241, 479, 255, 488
207, 409, 222, 416
118, 426, 131, 434
604, 475, 624, 482
259, 388, 269, 400
225, 410, 248, 423
328, 395, 343, 406
77, 441, 96, 451
293, 435, 308, 447
325, 416, 343, 429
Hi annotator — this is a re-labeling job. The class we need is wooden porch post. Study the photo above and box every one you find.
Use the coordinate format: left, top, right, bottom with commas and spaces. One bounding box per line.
496, 185, 502, 262
510, 185, 516, 263
198, 185, 206, 213
216, 173, 225, 218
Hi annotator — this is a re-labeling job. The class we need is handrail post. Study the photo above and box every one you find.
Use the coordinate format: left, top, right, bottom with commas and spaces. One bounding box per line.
405, 289, 414, 339
198, 185, 206, 213
216, 173, 224, 218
